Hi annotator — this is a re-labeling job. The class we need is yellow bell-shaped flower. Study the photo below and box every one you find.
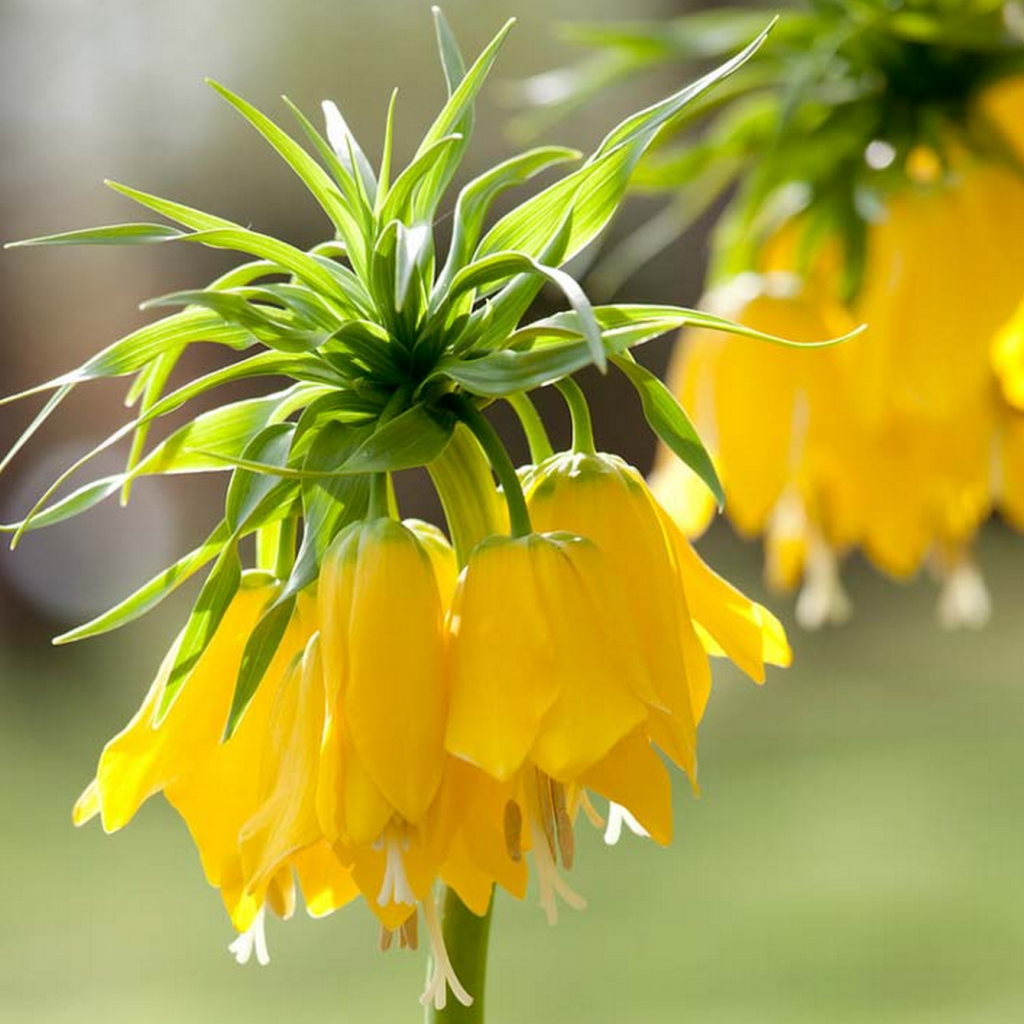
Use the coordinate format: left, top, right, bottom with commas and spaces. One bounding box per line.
655, 136, 1024, 625
316, 516, 456, 926
72, 575, 352, 955
528, 450, 788, 692
444, 530, 674, 922
445, 531, 655, 784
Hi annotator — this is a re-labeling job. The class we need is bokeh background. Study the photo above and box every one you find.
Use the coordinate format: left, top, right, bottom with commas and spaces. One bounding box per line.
2, 1, 1023, 1021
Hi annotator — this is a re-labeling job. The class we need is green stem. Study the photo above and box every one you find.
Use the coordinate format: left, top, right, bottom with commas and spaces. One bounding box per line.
368, 472, 390, 519
555, 377, 596, 455
427, 424, 506, 566
427, 889, 494, 1024
506, 392, 554, 464
452, 396, 532, 539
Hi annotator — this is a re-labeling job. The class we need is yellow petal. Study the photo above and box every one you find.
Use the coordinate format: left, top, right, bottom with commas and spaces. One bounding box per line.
94, 581, 281, 833
526, 536, 648, 781
661, 509, 790, 683
72, 778, 100, 827
240, 634, 328, 894
445, 535, 561, 781
293, 842, 360, 918
163, 591, 314, 893
581, 729, 673, 846
319, 519, 448, 829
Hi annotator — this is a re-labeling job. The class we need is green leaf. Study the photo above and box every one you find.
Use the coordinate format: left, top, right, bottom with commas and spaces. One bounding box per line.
1, 474, 123, 535
107, 181, 344, 298
611, 353, 722, 506
434, 146, 581, 298
438, 299, 855, 396
394, 222, 432, 314
342, 403, 455, 474
378, 88, 399, 198
419, 17, 514, 152
462, 220, 573, 353
283, 421, 372, 600
10, 375, 321, 544
444, 251, 605, 370
322, 99, 379, 208
206, 80, 356, 235
53, 521, 233, 644
198, 403, 455, 478
437, 342, 597, 395
5, 223, 184, 247
178, 229, 345, 299
138, 390, 300, 479
73, 309, 252, 385
433, 7, 469, 95
122, 347, 184, 502
158, 542, 243, 720
0, 384, 75, 478
378, 133, 464, 227
477, 24, 772, 265
141, 289, 331, 353
225, 424, 296, 531
224, 595, 296, 739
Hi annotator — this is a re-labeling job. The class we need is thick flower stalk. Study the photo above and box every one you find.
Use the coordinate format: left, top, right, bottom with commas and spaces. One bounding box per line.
2, 11, 810, 1019
527, 0, 1024, 627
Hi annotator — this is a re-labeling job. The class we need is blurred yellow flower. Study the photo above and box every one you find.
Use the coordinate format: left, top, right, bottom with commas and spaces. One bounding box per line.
655, 84, 1024, 627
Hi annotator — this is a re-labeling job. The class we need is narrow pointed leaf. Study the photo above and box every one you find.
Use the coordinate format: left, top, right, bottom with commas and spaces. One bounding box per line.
6, 223, 185, 247
157, 542, 243, 720
611, 353, 723, 505
478, 24, 772, 264
224, 595, 296, 738
53, 522, 233, 644
211, 80, 357, 232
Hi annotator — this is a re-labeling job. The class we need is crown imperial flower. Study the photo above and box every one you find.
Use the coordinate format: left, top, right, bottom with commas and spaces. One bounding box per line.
3, 9, 804, 1016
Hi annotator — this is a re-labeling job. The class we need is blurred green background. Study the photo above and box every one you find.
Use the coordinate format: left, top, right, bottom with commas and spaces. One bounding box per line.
1, 1, 1023, 1022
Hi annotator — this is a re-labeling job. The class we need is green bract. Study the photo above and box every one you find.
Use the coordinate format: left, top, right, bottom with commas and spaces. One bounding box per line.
519, 0, 1024, 295
3, 11, 816, 735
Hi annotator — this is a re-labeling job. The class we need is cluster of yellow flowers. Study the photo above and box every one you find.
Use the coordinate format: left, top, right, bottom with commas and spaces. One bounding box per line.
652, 75, 1024, 628
73, 446, 788, 1007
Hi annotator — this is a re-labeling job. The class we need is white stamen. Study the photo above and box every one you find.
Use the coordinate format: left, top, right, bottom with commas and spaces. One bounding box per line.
603, 802, 649, 846
937, 558, 991, 630
377, 834, 416, 908
227, 906, 270, 967
530, 818, 587, 926
418, 895, 473, 1011
796, 535, 852, 629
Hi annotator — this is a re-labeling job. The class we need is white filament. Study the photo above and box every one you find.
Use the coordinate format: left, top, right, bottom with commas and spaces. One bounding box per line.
418, 895, 473, 1011
530, 818, 587, 926
603, 802, 649, 846
796, 536, 852, 629
377, 834, 416, 908
937, 559, 991, 630
228, 906, 270, 967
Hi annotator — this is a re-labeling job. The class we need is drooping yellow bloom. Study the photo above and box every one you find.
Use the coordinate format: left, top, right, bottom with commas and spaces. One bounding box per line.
526, 451, 789, 717
72, 576, 356, 960
317, 518, 452, 907
223, 517, 506, 1009
443, 491, 789, 919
